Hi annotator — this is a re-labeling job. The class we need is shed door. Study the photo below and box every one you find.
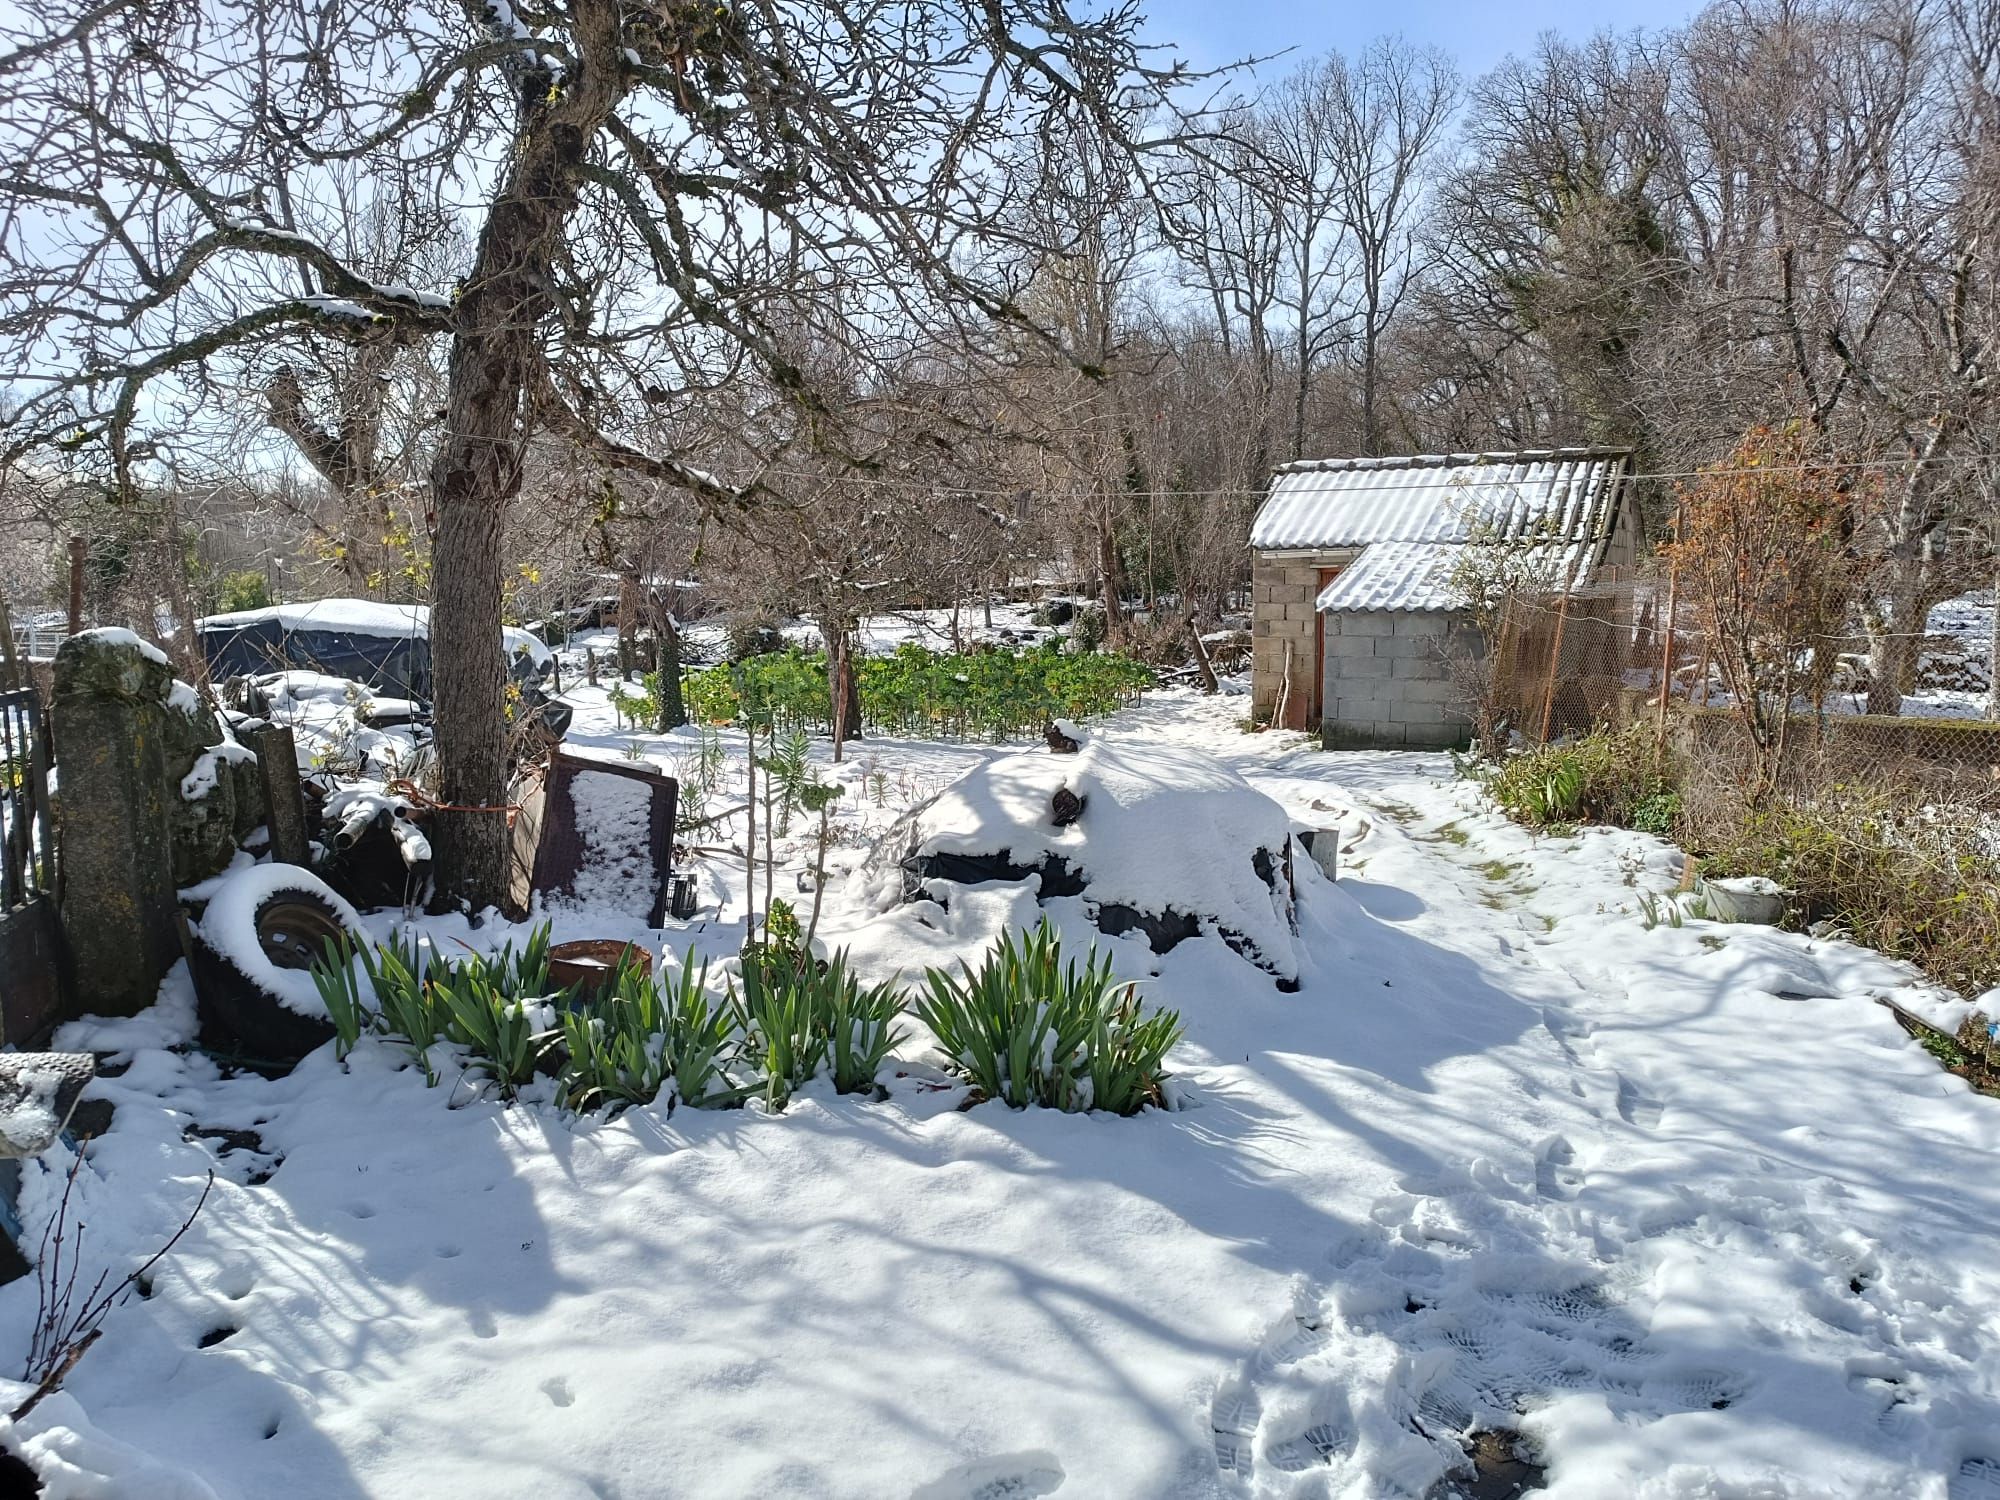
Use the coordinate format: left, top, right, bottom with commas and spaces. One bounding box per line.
1310, 567, 1343, 724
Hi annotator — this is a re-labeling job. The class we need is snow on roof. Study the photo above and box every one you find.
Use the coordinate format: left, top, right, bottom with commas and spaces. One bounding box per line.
198, 599, 553, 668
1250, 448, 1631, 552
1314, 537, 1597, 613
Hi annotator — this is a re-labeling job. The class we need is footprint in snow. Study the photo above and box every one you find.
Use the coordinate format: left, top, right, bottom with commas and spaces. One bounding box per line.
1613, 1072, 1664, 1130
1952, 1458, 2000, 1500
908, 1451, 1065, 1500
1533, 1134, 1579, 1202
1209, 1180, 1750, 1493
541, 1376, 574, 1408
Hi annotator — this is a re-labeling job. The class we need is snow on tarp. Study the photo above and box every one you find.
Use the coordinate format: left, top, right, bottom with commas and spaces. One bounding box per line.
253, 670, 375, 706
0, 1055, 92, 1157
867, 736, 1298, 980
195, 864, 367, 1019
197, 600, 556, 700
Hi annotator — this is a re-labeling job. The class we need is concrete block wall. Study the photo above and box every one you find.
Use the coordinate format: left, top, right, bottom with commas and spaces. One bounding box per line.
1319, 609, 1477, 751
1251, 550, 1350, 723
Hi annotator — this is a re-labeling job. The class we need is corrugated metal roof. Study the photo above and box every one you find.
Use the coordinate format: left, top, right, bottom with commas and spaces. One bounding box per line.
1313, 542, 1460, 612
1249, 448, 1631, 551
1314, 539, 1596, 613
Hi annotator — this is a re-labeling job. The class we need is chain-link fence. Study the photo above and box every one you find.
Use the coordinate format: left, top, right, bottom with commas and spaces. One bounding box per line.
1483, 566, 1655, 744
1490, 563, 2000, 786
1484, 562, 2000, 1000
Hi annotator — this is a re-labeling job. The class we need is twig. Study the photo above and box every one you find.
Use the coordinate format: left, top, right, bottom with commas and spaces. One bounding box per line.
675, 801, 749, 833
19, 1168, 215, 1404
9, 1329, 98, 1423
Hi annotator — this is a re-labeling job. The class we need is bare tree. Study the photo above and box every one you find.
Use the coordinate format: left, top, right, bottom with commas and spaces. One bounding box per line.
1321, 39, 1457, 456
0, 0, 1192, 908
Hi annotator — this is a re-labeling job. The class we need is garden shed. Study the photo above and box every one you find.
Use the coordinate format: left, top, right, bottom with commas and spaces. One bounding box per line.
1248, 449, 1641, 747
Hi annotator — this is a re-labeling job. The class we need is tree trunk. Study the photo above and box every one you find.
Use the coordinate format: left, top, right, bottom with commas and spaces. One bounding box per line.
1095, 500, 1126, 647
617, 572, 642, 681
823, 615, 861, 757
428, 18, 625, 911
1361, 314, 1381, 457
653, 607, 686, 732
1187, 611, 1218, 694
1865, 572, 1927, 716
429, 454, 512, 912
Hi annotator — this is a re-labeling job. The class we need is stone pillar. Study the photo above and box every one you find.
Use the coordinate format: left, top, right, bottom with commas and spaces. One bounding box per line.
52, 630, 186, 1017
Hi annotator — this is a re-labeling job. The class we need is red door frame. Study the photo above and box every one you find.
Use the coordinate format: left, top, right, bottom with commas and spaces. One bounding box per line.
1310, 567, 1343, 724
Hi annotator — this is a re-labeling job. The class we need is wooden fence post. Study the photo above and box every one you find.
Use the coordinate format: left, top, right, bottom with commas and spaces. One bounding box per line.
66, 537, 84, 635
248, 725, 310, 867
1654, 562, 1680, 763
1538, 592, 1573, 744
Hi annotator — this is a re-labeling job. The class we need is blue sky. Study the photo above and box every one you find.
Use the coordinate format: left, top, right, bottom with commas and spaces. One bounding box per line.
1139, 0, 1706, 80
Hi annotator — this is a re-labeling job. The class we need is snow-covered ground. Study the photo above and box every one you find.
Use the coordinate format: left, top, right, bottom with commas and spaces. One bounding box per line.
9, 690, 2000, 1499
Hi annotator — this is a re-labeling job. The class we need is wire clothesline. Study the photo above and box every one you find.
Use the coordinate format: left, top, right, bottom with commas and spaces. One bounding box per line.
719, 449, 2000, 503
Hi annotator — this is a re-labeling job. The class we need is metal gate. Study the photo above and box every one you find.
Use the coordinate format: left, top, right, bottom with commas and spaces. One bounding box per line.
0, 688, 68, 1043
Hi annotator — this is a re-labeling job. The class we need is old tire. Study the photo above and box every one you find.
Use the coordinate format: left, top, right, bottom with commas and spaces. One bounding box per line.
190, 867, 367, 1067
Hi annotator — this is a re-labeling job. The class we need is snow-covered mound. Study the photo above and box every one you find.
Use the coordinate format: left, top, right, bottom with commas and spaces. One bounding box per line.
864, 734, 1300, 984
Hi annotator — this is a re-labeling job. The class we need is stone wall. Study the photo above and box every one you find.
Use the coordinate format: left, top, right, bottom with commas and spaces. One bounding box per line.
1319, 609, 1478, 751
52, 630, 265, 1017
1251, 550, 1350, 725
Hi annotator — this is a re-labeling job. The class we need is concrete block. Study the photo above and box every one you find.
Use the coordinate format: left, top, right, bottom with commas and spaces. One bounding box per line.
1391, 611, 1448, 636
52, 634, 185, 1019
1334, 655, 1396, 680
1391, 699, 1451, 725
1321, 719, 1379, 751
1336, 613, 1395, 637
1324, 633, 1375, 659
1400, 676, 1462, 705
1281, 602, 1320, 623
1402, 725, 1461, 750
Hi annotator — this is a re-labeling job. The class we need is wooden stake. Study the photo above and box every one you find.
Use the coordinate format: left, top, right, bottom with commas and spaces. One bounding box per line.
1654, 561, 1680, 763
1538, 592, 1573, 744
248, 725, 310, 867
1273, 638, 1293, 731
67, 536, 85, 635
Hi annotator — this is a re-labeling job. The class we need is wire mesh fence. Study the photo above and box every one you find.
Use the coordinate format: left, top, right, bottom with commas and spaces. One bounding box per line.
1483, 563, 2000, 998
1490, 564, 2000, 794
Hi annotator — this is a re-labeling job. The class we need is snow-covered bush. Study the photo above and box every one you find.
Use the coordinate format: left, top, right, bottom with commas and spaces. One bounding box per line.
916, 919, 1183, 1116
558, 958, 734, 1114
730, 948, 904, 1109
315, 926, 736, 1110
